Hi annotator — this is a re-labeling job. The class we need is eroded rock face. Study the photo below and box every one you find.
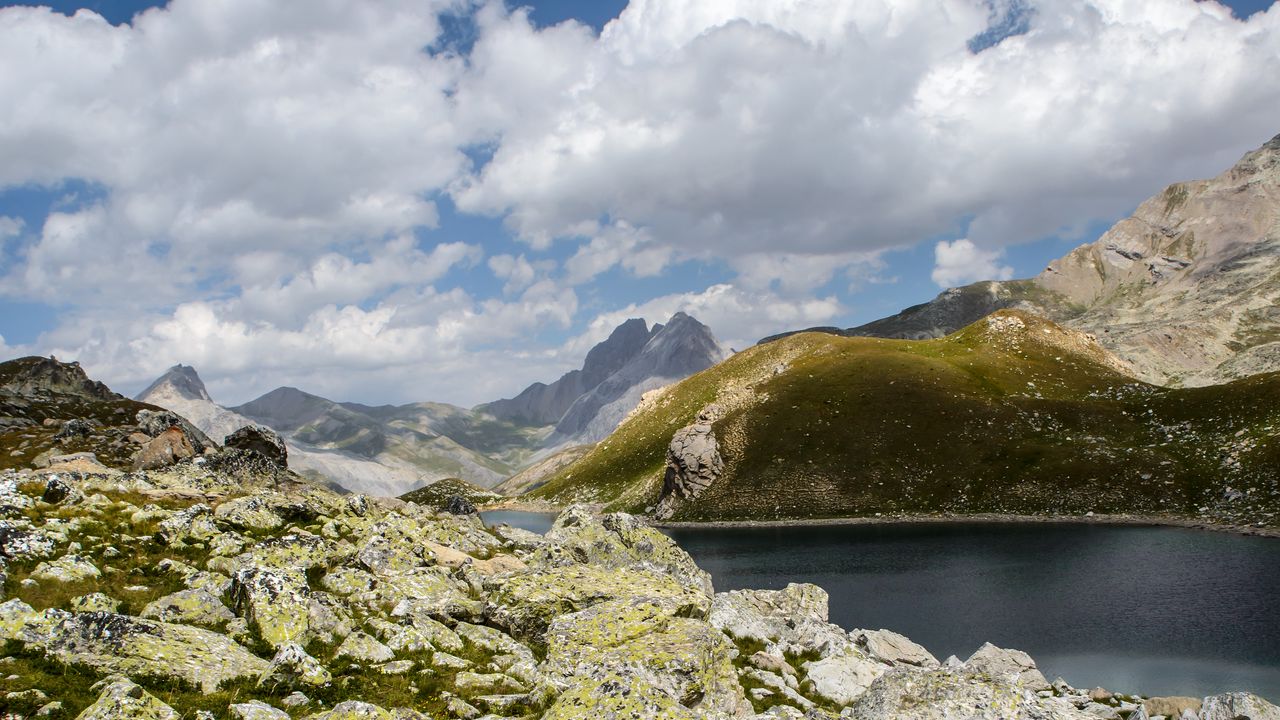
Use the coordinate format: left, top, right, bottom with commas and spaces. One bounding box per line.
1201, 692, 1280, 720
133, 427, 197, 471
655, 408, 724, 519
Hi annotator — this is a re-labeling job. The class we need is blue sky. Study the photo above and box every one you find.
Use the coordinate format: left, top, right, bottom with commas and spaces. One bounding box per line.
0, 0, 1277, 406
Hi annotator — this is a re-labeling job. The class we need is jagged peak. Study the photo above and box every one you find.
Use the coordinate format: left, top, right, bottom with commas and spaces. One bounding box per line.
137, 364, 211, 402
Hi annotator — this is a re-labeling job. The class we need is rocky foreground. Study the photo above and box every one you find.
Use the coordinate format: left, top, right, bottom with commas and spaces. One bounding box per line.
0, 432, 1277, 720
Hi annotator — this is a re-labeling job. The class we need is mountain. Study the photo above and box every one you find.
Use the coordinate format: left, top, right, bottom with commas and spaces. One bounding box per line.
549, 312, 728, 445
529, 310, 1280, 528
229, 386, 549, 493
762, 133, 1280, 387
480, 318, 656, 426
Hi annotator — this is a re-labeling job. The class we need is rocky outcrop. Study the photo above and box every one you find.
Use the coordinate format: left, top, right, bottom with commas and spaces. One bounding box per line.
133, 427, 198, 470
655, 406, 724, 519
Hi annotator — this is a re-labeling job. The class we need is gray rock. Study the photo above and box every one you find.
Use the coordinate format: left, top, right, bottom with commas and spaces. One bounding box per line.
224, 425, 289, 469
1200, 692, 1280, 720
75, 678, 179, 720
855, 628, 939, 668
230, 700, 290, 720
133, 427, 197, 470
849, 667, 1093, 719
260, 642, 333, 688
963, 642, 1051, 692
654, 410, 723, 519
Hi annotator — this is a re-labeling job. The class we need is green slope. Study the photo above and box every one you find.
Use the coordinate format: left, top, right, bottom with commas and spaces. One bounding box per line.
530, 311, 1280, 528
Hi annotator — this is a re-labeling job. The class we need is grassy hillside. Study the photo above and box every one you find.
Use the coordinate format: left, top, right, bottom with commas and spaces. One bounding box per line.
530, 311, 1280, 528
399, 477, 503, 509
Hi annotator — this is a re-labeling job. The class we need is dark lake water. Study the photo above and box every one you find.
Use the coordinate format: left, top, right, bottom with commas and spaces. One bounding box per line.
482, 512, 1280, 701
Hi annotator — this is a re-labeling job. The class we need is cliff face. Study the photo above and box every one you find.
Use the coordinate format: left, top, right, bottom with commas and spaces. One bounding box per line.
763, 134, 1280, 387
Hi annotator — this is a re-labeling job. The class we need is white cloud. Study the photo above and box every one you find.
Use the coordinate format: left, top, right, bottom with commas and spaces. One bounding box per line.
0, 216, 22, 240
454, 0, 1280, 261
931, 238, 1014, 287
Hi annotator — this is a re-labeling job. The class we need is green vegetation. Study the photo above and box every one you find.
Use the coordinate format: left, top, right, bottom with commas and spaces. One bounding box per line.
531, 311, 1280, 528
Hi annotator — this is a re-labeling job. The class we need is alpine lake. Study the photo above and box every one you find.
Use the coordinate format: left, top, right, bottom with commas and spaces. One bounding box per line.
481, 511, 1280, 701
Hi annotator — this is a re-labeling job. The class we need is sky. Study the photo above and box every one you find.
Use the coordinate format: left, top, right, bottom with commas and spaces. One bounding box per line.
0, 0, 1277, 407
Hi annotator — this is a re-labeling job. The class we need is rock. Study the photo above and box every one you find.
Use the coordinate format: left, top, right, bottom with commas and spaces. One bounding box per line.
335, 631, 395, 663
68, 593, 121, 613
541, 506, 714, 597
260, 643, 333, 688
849, 667, 1093, 720
230, 700, 291, 720
710, 583, 828, 639
154, 503, 219, 545
31, 611, 269, 693
224, 425, 288, 469
444, 495, 477, 515
52, 419, 92, 442
136, 409, 216, 451
963, 642, 1051, 692
801, 650, 886, 705
1144, 697, 1201, 718
453, 671, 527, 695
41, 476, 74, 504
0, 520, 57, 559
283, 692, 311, 708
1200, 692, 1280, 720
139, 588, 235, 627
1090, 688, 1114, 703
133, 427, 197, 470
854, 628, 939, 667
215, 495, 285, 531
486, 564, 711, 644
31, 554, 100, 582
654, 414, 723, 519
740, 668, 813, 708
74, 678, 180, 720
231, 567, 315, 648
305, 700, 394, 719
542, 673, 696, 720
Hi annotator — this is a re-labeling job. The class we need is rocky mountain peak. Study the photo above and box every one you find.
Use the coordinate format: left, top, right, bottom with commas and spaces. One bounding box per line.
135, 364, 211, 403
580, 317, 655, 388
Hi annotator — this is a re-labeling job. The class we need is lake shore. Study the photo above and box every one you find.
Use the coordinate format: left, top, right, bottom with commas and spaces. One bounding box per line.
480, 501, 1279, 538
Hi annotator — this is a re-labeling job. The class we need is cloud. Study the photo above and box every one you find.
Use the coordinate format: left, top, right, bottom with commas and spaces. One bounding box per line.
454, 0, 1280, 261
931, 238, 1014, 287
0, 216, 21, 239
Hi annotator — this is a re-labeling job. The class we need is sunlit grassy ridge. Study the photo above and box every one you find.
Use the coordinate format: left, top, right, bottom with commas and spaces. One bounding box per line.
531, 311, 1280, 526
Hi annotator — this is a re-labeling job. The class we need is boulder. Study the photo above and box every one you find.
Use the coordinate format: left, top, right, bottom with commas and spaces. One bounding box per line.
963, 642, 1051, 692
224, 425, 289, 469
139, 588, 235, 628
154, 503, 219, 545
31, 553, 100, 582
709, 583, 848, 657
136, 409, 216, 452
849, 667, 1093, 719
540, 506, 714, 596
1144, 697, 1201, 718
855, 628, 939, 667
32, 611, 268, 693
260, 643, 333, 688
444, 495, 477, 515
334, 631, 395, 663
215, 495, 285, 531
486, 564, 710, 644
542, 673, 697, 720
231, 566, 314, 648
1200, 692, 1280, 720
69, 593, 121, 613
75, 678, 180, 720
133, 427, 197, 471
801, 651, 886, 705
303, 701, 394, 719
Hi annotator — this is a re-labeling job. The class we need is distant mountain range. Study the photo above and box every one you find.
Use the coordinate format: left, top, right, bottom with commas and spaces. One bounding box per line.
762, 133, 1280, 388
137, 312, 726, 495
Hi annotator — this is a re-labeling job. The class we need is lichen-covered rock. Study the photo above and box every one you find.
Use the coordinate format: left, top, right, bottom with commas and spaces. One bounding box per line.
33, 612, 268, 693
542, 674, 696, 720
962, 642, 1051, 692
230, 532, 337, 572
225, 425, 289, 469
854, 628, 939, 668
260, 643, 333, 688
230, 700, 291, 720
0, 520, 57, 559
1200, 692, 1280, 720
486, 564, 711, 644
709, 583, 847, 657
849, 668, 1092, 719
801, 650, 886, 705
335, 631, 395, 663
215, 495, 285, 531
540, 596, 747, 714
540, 507, 713, 597
140, 588, 235, 627
155, 503, 219, 545
69, 593, 121, 613
0, 598, 37, 640
304, 700, 394, 720
136, 409, 216, 452
75, 678, 180, 720
370, 616, 465, 653
31, 553, 101, 582
453, 671, 527, 695
1142, 696, 1201, 718
231, 566, 314, 648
